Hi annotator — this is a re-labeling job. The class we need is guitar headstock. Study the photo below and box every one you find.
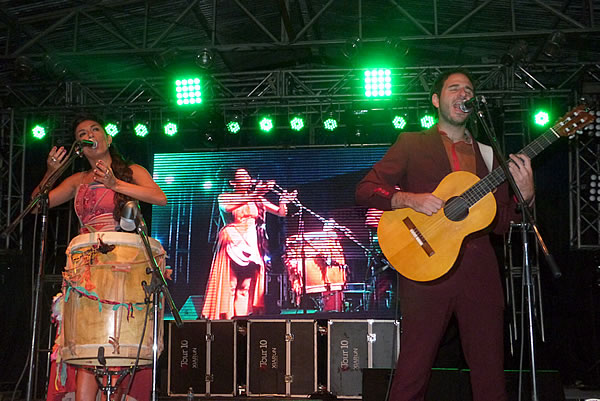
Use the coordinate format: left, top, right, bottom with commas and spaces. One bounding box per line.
553, 105, 595, 137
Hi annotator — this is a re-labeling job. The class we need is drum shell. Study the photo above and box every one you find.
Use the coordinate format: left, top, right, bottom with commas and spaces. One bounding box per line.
304, 258, 346, 293
61, 232, 165, 366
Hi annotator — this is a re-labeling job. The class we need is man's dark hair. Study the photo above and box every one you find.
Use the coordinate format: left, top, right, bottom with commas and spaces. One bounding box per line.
429, 68, 476, 103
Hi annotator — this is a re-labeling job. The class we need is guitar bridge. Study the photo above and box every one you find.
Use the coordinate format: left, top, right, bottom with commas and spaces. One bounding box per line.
403, 217, 435, 257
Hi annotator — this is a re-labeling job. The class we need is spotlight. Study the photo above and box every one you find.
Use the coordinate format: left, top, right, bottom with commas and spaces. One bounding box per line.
153, 48, 180, 70
392, 115, 407, 130
175, 77, 202, 106
31, 124, 47, 140
259, 116, 274, 133
501, 40, 528, 66
195, 48, 214, 69
104, 122, 119, 137
384, 37, 410, 57
134, 122, 149, 137
226, 121, 241, 134
533, 110, 550, 127
342, 37, 362, 59
364, 69, 392, 98
323, 116, 338, 132
226, 113, 243, 134
420, 114, 436, 129
543, 31, 566, 59
14, 56, 34, 79
290, 115, 305, 131
43, 54, 68, 78
163, 122, 178, 137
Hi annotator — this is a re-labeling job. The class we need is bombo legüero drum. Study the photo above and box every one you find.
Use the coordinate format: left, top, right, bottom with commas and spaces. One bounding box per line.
60, 232, 166, 366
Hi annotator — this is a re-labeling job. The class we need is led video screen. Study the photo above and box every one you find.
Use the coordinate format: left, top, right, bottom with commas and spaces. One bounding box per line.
152, 146, 396, 319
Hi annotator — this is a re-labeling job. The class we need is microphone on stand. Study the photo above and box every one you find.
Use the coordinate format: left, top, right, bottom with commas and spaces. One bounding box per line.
459, 95, 486, 113
120, 200, 146, 233
78, 139, 98, 149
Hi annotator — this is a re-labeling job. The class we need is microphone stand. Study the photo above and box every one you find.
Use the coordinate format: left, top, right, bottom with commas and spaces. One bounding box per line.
133, 218, 182, 401
472, 98, 561, 401
0, 142, 85, 401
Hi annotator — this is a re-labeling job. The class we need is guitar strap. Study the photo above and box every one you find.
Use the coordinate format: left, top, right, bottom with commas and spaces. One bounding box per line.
477, 141, 493, 173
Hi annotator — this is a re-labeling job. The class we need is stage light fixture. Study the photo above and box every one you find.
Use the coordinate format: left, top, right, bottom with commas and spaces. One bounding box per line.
534, 110, 550, 127
589, 174, 599, 203
342, 37, 362, 59
134, 122, 149, 137
364, 69, 392, 98
392, 115, 407, 130
420, 114, 436, 129
105, 123, 119, 137
323, 117, 338, 131
225, 113, 243, 134
32, 124, 46, 139
259, 116, 274, 133
163, 122, 178, 137
226, 121, 241, 134
290, 116, 305, 131
501, 40, 528, 66
175, 77, 202, 106
543, 31, 566, 59
195, 48, 214, 69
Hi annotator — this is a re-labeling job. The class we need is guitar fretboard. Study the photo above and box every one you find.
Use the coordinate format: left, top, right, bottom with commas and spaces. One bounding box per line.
461, 127, 561, 207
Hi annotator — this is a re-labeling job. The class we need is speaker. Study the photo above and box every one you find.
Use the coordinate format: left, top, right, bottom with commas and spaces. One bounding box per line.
362, 368, 565, 401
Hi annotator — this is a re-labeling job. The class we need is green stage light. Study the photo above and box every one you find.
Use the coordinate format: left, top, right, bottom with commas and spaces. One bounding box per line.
32, 125, 46, 139
134, 123, 149, 137
226, 121, 241, 134
364, 68, 392, 98
420, 114, 436, 129
105, 123, 119, 137
164, 122, 178, 136
323, 117, 338, 131
534, 110, 550, 126
392, 115, 407, 130
259, 116, 274, 132
290, 116, 305, 131
175, 77, 202, 106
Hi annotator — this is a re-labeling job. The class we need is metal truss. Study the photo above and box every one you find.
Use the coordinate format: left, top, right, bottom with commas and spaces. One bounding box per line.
570, 98, 600, 249
1, 0, 599, 69
0, 110, 25, 250
1, 63, 591, 114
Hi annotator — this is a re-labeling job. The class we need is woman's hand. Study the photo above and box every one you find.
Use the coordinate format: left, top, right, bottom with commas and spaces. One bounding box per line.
253, 180, 275, 196
46, 146, 67, 173
280, 189, 298, 204
94, 160, 117, 188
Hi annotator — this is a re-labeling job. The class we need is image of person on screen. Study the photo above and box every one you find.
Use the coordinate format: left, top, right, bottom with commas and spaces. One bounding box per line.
356, 69, 535, 401
202, 168, 296, 320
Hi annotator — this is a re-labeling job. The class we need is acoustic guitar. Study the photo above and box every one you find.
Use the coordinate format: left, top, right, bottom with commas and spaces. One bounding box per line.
377, 105, 594, 282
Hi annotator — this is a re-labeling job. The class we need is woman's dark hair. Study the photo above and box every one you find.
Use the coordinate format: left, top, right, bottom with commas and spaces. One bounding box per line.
72, 112, 134, 222
429, 68, 476, 103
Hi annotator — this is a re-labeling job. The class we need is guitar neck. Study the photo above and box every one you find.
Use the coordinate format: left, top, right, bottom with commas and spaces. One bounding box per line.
462, 127, 561, 206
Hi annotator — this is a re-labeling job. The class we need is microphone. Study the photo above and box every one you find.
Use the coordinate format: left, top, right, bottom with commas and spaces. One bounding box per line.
120, 200, 144, 232
459, 95, 486, 113
78, 139, 97, 149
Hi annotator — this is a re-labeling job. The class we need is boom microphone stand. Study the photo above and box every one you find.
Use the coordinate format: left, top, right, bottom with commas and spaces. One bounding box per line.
470, 96, 561, 401
1, 141, 87, 401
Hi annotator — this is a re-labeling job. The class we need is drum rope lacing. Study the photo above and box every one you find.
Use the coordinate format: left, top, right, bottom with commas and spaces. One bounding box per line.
63, 280, 147, 320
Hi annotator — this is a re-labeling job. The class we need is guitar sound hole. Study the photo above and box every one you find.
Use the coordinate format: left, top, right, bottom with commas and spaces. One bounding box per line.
444, 196, 469, 222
